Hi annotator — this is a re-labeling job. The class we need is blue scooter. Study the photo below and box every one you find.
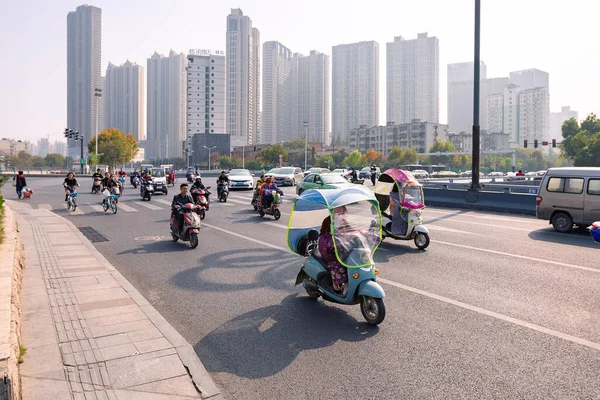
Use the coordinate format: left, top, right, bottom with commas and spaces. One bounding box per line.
289, 186, 386, 325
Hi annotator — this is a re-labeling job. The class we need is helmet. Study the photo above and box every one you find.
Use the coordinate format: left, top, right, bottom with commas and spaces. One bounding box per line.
195, 177, 202, 183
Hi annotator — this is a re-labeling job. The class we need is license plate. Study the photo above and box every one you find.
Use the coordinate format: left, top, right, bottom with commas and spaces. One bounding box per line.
236, 182, 244, 186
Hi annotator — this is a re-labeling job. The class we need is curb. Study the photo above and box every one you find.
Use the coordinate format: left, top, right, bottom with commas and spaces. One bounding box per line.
0, 205, 24, 400
36, 208, 224, 400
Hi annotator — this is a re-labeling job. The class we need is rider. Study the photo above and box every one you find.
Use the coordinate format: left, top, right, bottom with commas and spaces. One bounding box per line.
118, 168, 127, 179
191, 177, 209, 208
92, 168, 103, 190
130, 169, 141, 185
350, 167, 358, 181
168, 169, 176, 184
171, 183, 195, 233
63, 172, 80, 202
216, 170, 229, 198
251, 174, 266, 205
259, 177, 283, 209
318, 207, 350, 295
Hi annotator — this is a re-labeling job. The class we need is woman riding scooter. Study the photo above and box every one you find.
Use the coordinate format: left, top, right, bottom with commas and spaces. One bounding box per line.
251, 174, 266, 210
259, 177, 283, 210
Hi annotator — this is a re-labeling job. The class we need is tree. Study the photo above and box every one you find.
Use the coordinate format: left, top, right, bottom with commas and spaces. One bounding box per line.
31, 156, 46, 167
428, 140, 459, 167
219, 156, 234, 169
88, 128, 139, 168
400, 148, 419, 165
363, 149, 385, 166
282, 139, 306, 149
17, 151, 32, 166
343, 150, 363, 167
386, 146, 404, 168
245, 160, 263, 170
316, 155, 333, 168
258, 144, 288, 166
210, 152, 222, 168
45, 153, 65, 167
561, 113, 600, 166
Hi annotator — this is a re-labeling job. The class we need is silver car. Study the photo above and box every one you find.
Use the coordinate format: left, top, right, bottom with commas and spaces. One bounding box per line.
265, 167, 304, 186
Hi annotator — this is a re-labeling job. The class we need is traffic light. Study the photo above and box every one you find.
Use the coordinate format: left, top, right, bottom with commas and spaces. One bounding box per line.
534, 139, 539, 148
552, 139, 557, 148
524, 140, 528, 148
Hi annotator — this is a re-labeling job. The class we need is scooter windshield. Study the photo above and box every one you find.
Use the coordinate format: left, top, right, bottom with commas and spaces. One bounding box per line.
332, 202, 381, 268
402, 185, 424, 209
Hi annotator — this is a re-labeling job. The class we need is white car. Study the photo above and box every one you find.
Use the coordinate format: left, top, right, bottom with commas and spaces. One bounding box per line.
150, 168, 168, 195
265, 167, 304, 186
228, 169, 254, 189
412, 169, 430, 179
332, 168, 349, 177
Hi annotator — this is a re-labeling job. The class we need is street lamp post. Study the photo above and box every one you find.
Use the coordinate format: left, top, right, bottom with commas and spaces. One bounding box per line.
94, 88, 102, 161
303, 121, 308, 171
470, 0, 482, 192
203, 145, 217, 172
232, 139, 245, 169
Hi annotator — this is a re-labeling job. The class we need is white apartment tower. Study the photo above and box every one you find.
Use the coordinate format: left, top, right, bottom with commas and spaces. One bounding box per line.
503, 84, 521, 143
486, 93, 504, 134
550, 106, 578, 142
509, 69, 549, 91
292, 51, 330, 145
186, 51, 226, 137
226, 8, 261, 145
519, 86, 549, 145
147, 50, 187, 159
105, 60, 145, 141
332, 41, 379, 144
387, 33, 439, 125
262, 41, 293, 144
67, 5, 102, 158
447, 61, 487, 133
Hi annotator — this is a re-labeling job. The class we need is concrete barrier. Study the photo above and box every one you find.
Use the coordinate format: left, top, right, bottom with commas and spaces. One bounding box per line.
424, 187, 536, 216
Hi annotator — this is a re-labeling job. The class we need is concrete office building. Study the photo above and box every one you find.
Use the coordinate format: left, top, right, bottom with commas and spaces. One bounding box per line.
147, 50, 187, 159
292, 50, 330, 145
105, 60, 145, 141
519, 86, 549, 145
186, 50, 226, 140
509, 69, 549, 91
387, 33, 439, 125
226, 8, 261, 145
39, 138, 50, 158
67, 5, 102, 158
332, 41, 379, 144
262, 41, 293, 144
550, 106, 578, 142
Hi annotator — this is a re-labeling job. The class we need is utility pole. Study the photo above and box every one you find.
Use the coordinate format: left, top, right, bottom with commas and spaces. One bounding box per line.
203, 145, 217, 171
303, 121, 308, 171
470, 0, 482, 192
94, 88, 102, 162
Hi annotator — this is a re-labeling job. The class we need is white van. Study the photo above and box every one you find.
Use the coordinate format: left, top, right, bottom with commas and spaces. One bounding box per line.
536, 167, 600, 232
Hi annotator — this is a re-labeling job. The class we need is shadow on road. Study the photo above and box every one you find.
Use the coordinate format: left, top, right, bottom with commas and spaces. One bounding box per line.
528, 227, 597, 249
195, 293, 379, 379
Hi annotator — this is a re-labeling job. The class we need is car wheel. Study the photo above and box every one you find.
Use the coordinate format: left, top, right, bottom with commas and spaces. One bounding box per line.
298, 189, 304, 195
292, 179, 296, 186
551, 212, 573, 233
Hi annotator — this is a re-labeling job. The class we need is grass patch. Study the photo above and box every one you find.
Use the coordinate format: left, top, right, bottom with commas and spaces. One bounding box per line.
18, 344, 26, 364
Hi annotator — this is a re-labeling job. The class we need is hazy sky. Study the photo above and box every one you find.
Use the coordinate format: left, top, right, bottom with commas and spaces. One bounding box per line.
1, 0, 599, 143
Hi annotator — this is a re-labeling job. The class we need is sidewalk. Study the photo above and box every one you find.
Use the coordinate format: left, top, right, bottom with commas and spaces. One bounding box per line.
6, 200, 223, 400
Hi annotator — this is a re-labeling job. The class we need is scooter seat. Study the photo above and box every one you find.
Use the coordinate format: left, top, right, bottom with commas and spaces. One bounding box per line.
311, 248, 328, 269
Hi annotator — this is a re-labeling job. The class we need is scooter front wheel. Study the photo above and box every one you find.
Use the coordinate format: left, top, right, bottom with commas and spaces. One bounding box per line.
189, 232, 199, 249
414, 232, 430, 250
360, 296, 385, 325
199, 209, 206, 220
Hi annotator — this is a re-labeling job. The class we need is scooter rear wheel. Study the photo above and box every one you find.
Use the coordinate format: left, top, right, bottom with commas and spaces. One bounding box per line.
171, 234, 179, 242
273, 209, 281, 220
360, 296, 385, 325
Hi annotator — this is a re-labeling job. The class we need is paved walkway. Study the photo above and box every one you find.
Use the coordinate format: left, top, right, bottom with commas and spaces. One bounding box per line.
7, 201, 223, 400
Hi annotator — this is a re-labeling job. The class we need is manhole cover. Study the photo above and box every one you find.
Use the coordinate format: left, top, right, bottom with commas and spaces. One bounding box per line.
78, 226, 109, 243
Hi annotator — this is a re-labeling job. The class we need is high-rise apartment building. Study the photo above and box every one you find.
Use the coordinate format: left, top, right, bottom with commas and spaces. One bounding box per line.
262, 41, 293, 144
67, 5, 102, 158
519, 86, 549, 145
39, 138, 50, 158
550, 106, 578, 142
147, 50, 187, 159
226, 8, 260, 145
447, 61, 487, 133
186, 50, 226, 140
292, 50, 330, 145
332, 41, 379, 144
503, 84, 521, 143
105, 60, 145, 141
486, 93, 504, 134
387, 33, 439, 125
509, 69, 549, 91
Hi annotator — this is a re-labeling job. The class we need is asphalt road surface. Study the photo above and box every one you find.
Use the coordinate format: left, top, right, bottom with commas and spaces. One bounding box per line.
6, 177, 600, 400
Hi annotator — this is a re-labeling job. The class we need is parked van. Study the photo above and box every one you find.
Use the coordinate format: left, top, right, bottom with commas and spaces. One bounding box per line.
536, 167, 600, 232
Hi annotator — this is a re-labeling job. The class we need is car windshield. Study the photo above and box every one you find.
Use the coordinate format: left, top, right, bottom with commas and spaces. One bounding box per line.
322, 175, 348, 184
229, 169, 251, 177
151, 169, 165, 177
361, 167, 370, 171
279, 168, 295, 174
267, 169, 279, 174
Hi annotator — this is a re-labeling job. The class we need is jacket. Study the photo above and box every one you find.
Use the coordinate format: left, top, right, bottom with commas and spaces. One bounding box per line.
14, 174, 27, 187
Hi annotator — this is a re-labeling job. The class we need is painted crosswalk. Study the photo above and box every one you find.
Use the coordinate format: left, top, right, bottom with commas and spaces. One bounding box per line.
117, 202, 138, 212
134, 201, 162, 211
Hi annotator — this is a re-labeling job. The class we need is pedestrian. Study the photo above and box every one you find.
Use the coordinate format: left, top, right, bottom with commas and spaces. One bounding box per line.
13, 170, 27, 199
370, 165, 378, 186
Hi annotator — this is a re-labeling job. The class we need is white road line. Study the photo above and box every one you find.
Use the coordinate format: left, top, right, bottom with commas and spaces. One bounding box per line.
378, 277, 600, 352
428, 225, 477, 235
154, 199, 172, 206
118, 202, 138, 212
71, 206, 84, 215
426, 209, 536, 223
134, 201, 162, 211
224, 198, 247, 205
433, 219, 531, 232
263, 221, 288, 230
433, 240, 599, 273
199, 222, 600, 352
89, 204, 105, 213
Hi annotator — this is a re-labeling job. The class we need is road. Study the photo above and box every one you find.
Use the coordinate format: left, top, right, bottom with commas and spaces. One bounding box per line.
5, 177, 600, 400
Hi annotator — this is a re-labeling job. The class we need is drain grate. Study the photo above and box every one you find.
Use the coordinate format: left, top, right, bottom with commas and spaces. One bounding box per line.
78, 226, 109, 243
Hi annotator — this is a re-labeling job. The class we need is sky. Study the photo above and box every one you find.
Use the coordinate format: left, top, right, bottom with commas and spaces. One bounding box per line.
1, 0, 599, 144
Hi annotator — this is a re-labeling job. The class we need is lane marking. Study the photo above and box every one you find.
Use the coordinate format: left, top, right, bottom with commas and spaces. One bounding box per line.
263, 221, 288, 230
428, 225, 477, 235
134, 201, 162, 211
378, 277, 600, 352
154, 199, 172, 206
200, 222, 600, 351
89, 204, 105, 213
117, 203, 139, 212
433, 240, 599, 273
426, 209, 537, 224
433, 219, 531, 232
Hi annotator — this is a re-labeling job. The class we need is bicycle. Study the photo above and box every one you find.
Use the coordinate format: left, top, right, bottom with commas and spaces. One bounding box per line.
66, 191, 78, 211
103, 194, 119, 214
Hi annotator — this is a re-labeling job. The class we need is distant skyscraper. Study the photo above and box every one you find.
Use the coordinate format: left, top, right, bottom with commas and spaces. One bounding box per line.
186, 50, 226, 142
519, 86, 549, 145
447, 61, 487, 133
39, 138, 50, 158
54, 141, 67, 156
503, 84, 521, 143
105, 60, 145, 141
387, 33, 439, 125
550, 106, 578, 142
226, 8, 260, 145
67, 5, 102, 158
292, 50, 330, 145
262, 41, 293, 144
509, 69, 549, 91
147, 50, 187, 159
332, 41, 379, 144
